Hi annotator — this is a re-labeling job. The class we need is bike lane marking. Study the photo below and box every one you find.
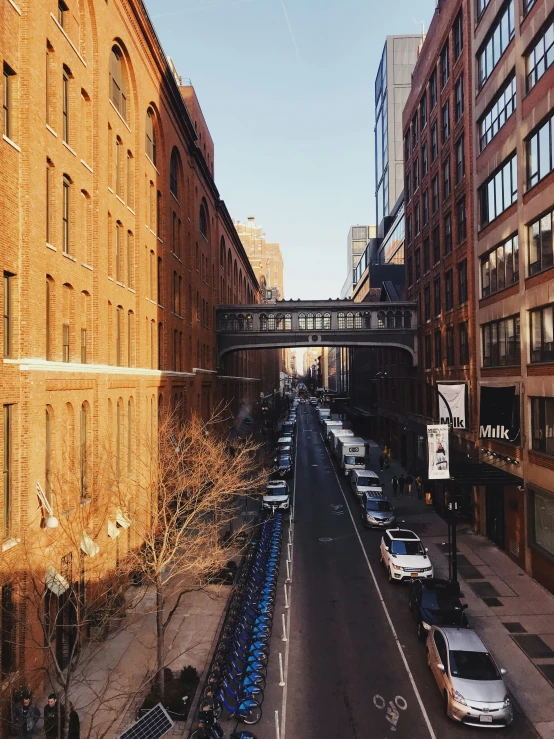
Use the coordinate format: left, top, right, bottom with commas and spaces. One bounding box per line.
319, 432, 437, 739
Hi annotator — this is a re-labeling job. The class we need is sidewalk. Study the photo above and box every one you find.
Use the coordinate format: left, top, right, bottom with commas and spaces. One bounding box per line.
377, 449, 554, 739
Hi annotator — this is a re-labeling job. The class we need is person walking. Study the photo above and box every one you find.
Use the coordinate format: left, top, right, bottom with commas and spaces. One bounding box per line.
406, 473, 413, 496
379, 455, 384, 472
416, 475, 423, 500
384, 455, 390, 470
44, 694, 64, 739
398, 474, 406, 497
13, 692, 40, 739
392, 475, 398, 497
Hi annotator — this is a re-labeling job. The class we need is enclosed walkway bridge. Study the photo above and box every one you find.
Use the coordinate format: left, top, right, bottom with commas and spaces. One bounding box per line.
216, 300, 418, 365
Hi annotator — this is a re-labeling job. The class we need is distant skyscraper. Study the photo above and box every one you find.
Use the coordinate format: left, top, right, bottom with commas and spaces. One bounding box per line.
340, 224, 376, 298
234, 216, 284, 302
375, 35, 422, 230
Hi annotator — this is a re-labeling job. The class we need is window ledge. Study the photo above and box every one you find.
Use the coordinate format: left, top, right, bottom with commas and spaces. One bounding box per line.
170, 191, 180, 205
2, 538, 19, 552
145, 153, 160, 175
46, 242, 57, 252
63, 140, 77, 157
116, 194, 125, 206
107, 276, 114, 281
62, 252, 76, 262
81, 262, 93, 271
108, 186, 114, 194
3, 135, 21, 152
127, 287, 136, 294
50, 13, 87, 67
128, 206, 136, 216
116, 281, 125, 288
81, 159, 93, 173
108, 99, 131, 132
46, 124, 58, 138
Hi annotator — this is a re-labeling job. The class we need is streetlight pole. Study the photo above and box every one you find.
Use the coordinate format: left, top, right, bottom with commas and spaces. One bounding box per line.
374, 372, 458, 582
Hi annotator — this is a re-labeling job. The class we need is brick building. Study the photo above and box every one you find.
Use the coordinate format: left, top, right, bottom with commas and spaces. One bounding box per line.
0, 0, 264, 686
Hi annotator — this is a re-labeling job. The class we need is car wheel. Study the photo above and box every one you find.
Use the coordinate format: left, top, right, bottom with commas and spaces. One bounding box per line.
417, 621, 426, 642
443, 691, 450, 718
387, 567, 394, 583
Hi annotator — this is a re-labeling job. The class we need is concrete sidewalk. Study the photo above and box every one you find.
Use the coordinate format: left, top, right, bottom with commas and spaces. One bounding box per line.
376, 449, 554, 739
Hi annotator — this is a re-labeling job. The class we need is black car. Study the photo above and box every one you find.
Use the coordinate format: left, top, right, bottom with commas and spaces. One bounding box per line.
408, 578, 469, 641
277, 455, 293, 477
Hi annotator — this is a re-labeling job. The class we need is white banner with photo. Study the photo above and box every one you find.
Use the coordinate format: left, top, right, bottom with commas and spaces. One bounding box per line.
437, 383, 467, 430
427, 425, 450, 480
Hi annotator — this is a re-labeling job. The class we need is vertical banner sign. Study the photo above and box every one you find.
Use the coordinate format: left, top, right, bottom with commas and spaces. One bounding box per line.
437, 383, 467, 430
427, 425, 450, 480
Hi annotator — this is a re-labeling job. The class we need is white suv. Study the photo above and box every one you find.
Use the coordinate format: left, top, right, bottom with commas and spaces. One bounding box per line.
262, 481, 290, 512
380, 529, 433, 583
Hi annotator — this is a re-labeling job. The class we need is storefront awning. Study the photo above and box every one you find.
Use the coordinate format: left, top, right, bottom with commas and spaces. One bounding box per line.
450, 462, 522, 486
80, 530, 100, 558
115, 508, 131, 529
45, 566, 69, 596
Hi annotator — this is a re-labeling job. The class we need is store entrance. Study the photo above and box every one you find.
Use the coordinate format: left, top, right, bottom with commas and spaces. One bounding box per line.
486, 485, 505, 549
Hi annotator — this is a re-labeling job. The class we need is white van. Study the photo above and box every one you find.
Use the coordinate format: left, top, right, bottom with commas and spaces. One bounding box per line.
350, 470, 383, 500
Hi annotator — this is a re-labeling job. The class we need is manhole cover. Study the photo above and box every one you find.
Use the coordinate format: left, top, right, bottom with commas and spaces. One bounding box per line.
319, 537, 333, 542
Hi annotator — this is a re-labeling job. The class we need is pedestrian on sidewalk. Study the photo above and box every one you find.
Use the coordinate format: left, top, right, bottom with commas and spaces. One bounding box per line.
379, 455, 384, 472
398, 474, 406, 497
44, 694, 64, 739
384, 455, 390, 470
406, 473, 413, 496
13, 692, 40, 739
416, 475, 423, 500
392, 475, 398, 497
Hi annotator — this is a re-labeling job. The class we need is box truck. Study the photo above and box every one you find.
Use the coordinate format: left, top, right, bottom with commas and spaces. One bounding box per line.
338, 437, 368, 475
330, 429, 355, 457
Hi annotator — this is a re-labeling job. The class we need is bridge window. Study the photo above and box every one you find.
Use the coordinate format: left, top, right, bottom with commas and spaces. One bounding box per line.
346, 312, 354, 329
315, 313, 323, 329
299, 312, 306, 330
323, 312, 331, 329
363, 312, 371, 328
404, 311, 412, 328
338, 312, 345, 329
354, 312, 362, 329
237, 313, 245, 331
276, 313, 285, 331
228, 314, 237, 331
246, 314, 253, 330
387, 311, 395, 329
395, 311, 404, 328
284, 313, 292, 330
378, 311, 386, 329
260, 313, 268, 331
220, 314, 228, 330
267, 313, 275, 331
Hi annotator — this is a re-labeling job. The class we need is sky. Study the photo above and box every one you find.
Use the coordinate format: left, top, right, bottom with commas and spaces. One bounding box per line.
144, 0, 435, 300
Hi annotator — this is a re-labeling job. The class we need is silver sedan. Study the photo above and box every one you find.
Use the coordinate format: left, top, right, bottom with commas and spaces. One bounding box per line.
426, 626, 513, 728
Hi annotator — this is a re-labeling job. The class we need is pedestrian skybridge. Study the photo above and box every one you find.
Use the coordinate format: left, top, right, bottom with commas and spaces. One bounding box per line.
216, 300, 418, 365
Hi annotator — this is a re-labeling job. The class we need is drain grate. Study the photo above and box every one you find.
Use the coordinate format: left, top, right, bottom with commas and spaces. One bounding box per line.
483, 597, 503, 607
537, 663, 554, 688
458, 565, 484, 580
468, 581, 500, 598
512, 634, 554, 660
503, 622, 526, 634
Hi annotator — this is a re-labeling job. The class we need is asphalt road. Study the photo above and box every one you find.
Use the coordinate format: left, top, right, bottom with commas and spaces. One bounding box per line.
282, 405, 537, 739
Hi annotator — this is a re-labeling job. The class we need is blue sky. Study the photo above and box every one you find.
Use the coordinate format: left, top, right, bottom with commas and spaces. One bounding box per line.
145, 0, 435, 299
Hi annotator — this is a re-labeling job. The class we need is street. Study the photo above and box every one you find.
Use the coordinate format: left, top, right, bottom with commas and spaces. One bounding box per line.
281, 406, 537, 739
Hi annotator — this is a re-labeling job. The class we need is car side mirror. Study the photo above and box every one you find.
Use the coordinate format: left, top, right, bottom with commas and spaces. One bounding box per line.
462, 603, 469, 610
385, 546, 390, 552
437, 663, 445, 672
500, 668, 507, 675
425, 547, 429, 552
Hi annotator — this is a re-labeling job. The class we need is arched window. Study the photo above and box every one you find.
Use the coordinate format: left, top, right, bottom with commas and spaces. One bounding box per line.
276, 313, 285, 331
354, 312, 362, 329
227, 249, 232, 278
395, 311, 403, 328
404, 311, 412, 328
170, 147, 180, 198
45, 406, 53, 502
284, 313, 292, 330
110, 45, 127, 120
246, 314, 253, 330
260, 314, 268, 331
346, 312, 354, 329
80, 402, 88, 500
299, 313, 306, 330
145, 107, 156, 164
315, 313, 323, 330
378, 311, 386, 329
116, 399, 122, 480
199, 201, 208, 239
363, 312, 371, 328
220, 237, 225, 268
338, 312, 346, 329
220, 314, 228, 330
306, 313, 315, 330
238, 269, 243, 301
323, 313, 331, 329
267, 313, 275, 331
387, 311, 395, 329
237, 313, 245, 331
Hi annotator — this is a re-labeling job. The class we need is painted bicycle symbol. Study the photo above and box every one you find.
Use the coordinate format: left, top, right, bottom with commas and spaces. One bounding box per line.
373, 694, 408, 731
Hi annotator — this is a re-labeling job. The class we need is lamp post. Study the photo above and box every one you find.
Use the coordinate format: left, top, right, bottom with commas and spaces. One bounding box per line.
374, 372, 458, 582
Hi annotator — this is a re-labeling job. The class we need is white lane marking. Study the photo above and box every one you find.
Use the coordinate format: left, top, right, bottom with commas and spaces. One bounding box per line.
280, 412, 298, 739
320, 432, 437, 739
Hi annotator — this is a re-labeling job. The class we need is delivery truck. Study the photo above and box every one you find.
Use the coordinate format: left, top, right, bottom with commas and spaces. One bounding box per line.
323, 420, 344, 441
338, 437, 369, 475
330, 429, 355, 457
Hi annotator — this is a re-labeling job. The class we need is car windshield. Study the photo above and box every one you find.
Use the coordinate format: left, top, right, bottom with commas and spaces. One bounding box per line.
345, 456, 366, 465
366, 500, 392, 512
390, 540, 425, 555
279, 459, 290, 468
449, 651, 500, 681
360, 480, 381, 487
266, 486, 287, 497
421, 591, 460, 610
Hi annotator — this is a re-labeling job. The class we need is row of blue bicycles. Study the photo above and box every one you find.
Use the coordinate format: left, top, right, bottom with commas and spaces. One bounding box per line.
190, 511, 284, 738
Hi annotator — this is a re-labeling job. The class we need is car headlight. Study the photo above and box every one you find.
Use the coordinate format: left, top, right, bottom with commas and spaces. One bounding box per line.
366, 514, 376, 521
451, 689, 467, 706
392, 563, 403, 570
503, 695, 511, 708
425, 567, 433, 572
421, 621, 431, 631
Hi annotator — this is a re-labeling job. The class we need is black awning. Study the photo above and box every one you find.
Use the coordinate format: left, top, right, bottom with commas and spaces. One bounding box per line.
450, 462, 522, 486
348, 405, 376, 418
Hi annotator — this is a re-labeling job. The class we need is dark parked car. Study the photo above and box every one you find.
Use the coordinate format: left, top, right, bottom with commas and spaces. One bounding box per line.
277, 454, 293, 478
409, 578, 469, 641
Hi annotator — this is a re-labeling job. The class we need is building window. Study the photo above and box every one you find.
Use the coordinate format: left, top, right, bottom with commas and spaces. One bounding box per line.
527, 112, 554, 189
532, 489, 554, 559
46, 278, 52, 360
425, 335, 432, 369
431, 175, 439, 213
46, 161, 53, 244
145, 107, 156, 164
482, 315, 520, 367
115, 137, 122, 198
110, 46, 127, 119
3, 405, 12, 538
414, 202, 420, 235
458, 259, 467, 303
407, 214, 412, 245
407, 256, 413, 286
424, 284, 431, 321
444, 213, 452, 254
431, 122, 438, 161
404, 132, 410, 161
127, 311, 134, 367
459, 321, 469, 364
200, 203, 208, 238
116, 306, 122, 366
62, 66, 70, 144
524, 0, 537, 14
405, 172, 411, 202
423, 190, 429, 225
420, 94, 427, 130
477, 0, 491, 18
454, 74, 464, 121
477, 1, 515, 89
423, 237, 430, 273
481, 235, 519, 296
529, 209, 554, 275
115, 221, 122, 282
3, 64, 15, 141
531, 397, 554, 455
170, 148, 180, 198
441, 101, 450, 143
433, 277, 441, 316
440, 42, 449, 88
457, 197, 466, 244
453, 10, 463, 60
80, 403, 87, 500
62, 175, 71, 254
81, 327, 87, 364
530, 304, 554, 362
422, 142, 428, 177
3, 273, 14, 358
478, 74, 516, 151
446, 326, 455, 366
62, 322, 69, 362
433, 225, 440, 263
430, 70, 437, 110
58, 0, 68, 26
445, 269, 453, 310
443, 156, 451, 199
479, 154, 517, 227
412, 114, 418, 147
415, 248, 421, 280
526, 18, 554, 91
127, 231, 134, 288
413, 158, 419, 192
434, 331, 442, 368
455, 135, 465, 183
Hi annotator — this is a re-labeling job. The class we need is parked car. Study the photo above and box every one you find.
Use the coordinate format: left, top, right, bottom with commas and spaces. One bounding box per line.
409, 578, 469, 641
277, 455, 293, 478
360, 491, 395, 529
351, 470, 383, 499
309, 397, 317, 405
426, 626, 513, 727
262, 481, 290, 512
380, 529, 434, 583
